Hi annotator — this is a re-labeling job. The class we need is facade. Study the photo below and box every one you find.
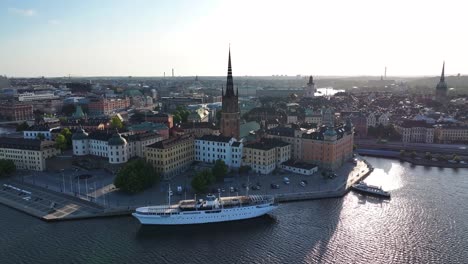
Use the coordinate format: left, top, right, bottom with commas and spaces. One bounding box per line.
72, 129, 162, 164
187, 108, 210, 123
18, 92, 58, 102
303, 76, 316, 98
0, 101, 34, 121
88, 97, 130, 115
194, 135, 243, 168
435, 62, 448, 103
243, 139, 290, 174
434, 125, 468, 143
160, 97, 204, 112
128, 122, 170, 139
176, 122, 219, 138
305, 109, 322, 125
395, 120, 434, 143
265, 126, 305, 160
220, 49, 240, 139
367, 112, 390, 128
145, 134, 194, 180
280, 160, 318, 176
0, 138, 60, 171
302, 123, 354, 170
143, 112, 174, 128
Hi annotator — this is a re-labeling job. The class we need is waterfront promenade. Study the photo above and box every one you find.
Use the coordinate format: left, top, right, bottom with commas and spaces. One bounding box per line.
0, 158, 371, 222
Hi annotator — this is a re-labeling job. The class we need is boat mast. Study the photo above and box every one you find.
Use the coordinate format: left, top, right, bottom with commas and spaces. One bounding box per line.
168, 184, 172, 207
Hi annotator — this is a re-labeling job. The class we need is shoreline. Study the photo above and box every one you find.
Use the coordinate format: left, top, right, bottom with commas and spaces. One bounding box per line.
0, 159, 373, 222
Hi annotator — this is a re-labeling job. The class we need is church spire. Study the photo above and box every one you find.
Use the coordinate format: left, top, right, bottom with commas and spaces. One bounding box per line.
440, 61, 445, 82
226, 46, 235, 96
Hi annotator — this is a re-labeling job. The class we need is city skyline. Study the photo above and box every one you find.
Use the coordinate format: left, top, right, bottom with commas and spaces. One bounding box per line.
1, 0, 468, 77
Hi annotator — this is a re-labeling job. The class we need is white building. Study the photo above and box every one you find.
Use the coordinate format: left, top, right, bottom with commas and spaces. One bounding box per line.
194, 135, 243, 168
72, 129, 162, 164
280, 160, 318, 176
23, 125, 60, 140
395, 120, 434, 143
367, 112, 390, 127
18, 92, 58, 102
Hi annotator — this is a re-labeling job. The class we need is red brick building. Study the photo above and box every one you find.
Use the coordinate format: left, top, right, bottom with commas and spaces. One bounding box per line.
0, 101, 34, 121
88, 97, 130, 115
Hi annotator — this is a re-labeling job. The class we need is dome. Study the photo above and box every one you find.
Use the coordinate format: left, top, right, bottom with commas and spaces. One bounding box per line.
108, 132, 127, 146
72, 128, 88, 140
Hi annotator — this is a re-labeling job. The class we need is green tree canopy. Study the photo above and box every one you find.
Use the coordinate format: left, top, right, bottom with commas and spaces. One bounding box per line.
36, 133, 45, 140
110, 116, 123, 129
191, 169, 215, 193
16, 121, 30, 132
212, 159, 228, 182
0, 159, 16, 178
114, 159, 160, 193
55, 134, 67, 150
60, 128, 72, 147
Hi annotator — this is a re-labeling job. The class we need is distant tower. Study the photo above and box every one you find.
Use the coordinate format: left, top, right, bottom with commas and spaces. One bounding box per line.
304, 76, 316, 98
220, 47, 240, 139
435, 62, 448, 103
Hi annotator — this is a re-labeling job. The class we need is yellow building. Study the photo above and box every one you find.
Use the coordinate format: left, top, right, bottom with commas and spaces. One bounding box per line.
0, 138, 60, 171
144, 134, 194, 180
243, 139, 290, 174
435, 125, 468, 143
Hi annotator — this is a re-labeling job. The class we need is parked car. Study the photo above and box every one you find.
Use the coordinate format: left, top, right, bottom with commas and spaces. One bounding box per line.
256, 181, 262, 187
283, 177, 290, 184
270, 183, 280, 189
177, 186, 183, 195
251, 185, 260, 191
230, 186, 238, 193
300, 181, 306, 187
241, 183, 247, 188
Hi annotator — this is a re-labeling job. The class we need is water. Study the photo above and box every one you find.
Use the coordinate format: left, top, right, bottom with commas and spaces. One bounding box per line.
1, 157, 468, 264
315, 87, 345, 96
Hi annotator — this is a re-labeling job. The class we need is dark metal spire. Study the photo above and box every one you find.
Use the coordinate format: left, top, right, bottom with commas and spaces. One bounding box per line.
441, 61, 445, 82
226, 46, 235, 96
307, 76, 314, 85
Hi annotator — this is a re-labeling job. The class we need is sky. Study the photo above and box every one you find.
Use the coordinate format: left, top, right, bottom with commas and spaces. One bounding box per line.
0, 0, 467, 77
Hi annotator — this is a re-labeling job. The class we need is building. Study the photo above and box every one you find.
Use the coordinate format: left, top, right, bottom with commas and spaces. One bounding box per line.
302, 122, 354, 170
176, 122, 219, 138
17, 92, 58, 102
23, 124, 60, 140
304, 109, 322, 125
220, 48, 240, 139
434, 124, 468, 143
280, 160, 318, 176
243, 139, 290, 174
395, 120, 434, 143
88, 97, 130, 115
0, 101, 33, 121
367, 112, 390, 128
0, 138, 60, 171
194, 135, 243, 168
187, 107, 210, 123
435, 62, 448, 103
303, 76, 316, 98
265, 126, 305, 160
145, 134, 194, 180
143, 112, 174, 128
128, 122, 170, 139
160, 97, 204, 112
72, 129, 162, 164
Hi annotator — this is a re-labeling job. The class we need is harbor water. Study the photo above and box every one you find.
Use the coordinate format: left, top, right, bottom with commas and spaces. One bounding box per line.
1, 157, 467, 264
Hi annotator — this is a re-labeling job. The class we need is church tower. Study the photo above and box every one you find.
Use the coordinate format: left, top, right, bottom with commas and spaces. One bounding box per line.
435, 62, 448, 103
304, 76, 316, 98
220, 48, 240, 139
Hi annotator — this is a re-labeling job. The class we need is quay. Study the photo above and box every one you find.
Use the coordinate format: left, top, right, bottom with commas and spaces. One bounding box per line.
0, 158, 373, 222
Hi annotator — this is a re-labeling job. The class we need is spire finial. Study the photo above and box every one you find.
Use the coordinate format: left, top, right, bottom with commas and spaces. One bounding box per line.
441, 61, 445, 82
225, 45, 234, 96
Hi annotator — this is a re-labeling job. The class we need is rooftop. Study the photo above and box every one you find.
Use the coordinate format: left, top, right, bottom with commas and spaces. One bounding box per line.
197, 135, 233, 143
0, 137, 55, 151
281, 160, 318, 170
146, 134, 193, 149
245, 139, 289, 151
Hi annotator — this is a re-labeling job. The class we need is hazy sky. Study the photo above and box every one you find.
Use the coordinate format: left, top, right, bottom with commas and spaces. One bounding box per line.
1, 0, 467, 77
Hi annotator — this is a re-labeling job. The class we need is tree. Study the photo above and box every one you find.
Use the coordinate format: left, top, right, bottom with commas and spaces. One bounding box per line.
425, 152, 432, 160
110, 116, 123, 129
60, 128, 73, 147
191, 169, 215, 193
212, 159, 228, 182
173, 113, 182, 124
114, 159, 160, 193
453, 155, 460, 162
0, 159, 16, 178
16, 122, 29, 132
36, 133, 45, 141
55, 134, 67, 150
410, 151, 417, 159
61, 104, 76, 116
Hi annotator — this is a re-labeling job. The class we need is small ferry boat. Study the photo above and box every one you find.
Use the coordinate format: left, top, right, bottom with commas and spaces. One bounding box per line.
351, 182, 390, 198
132, 187, 278, 225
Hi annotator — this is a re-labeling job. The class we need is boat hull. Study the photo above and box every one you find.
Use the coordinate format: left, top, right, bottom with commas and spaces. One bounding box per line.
351, 186, 391, 198
132, 204, 277, 225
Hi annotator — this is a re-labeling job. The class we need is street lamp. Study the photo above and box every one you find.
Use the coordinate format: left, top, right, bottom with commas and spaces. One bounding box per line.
61, 169, 65, 193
